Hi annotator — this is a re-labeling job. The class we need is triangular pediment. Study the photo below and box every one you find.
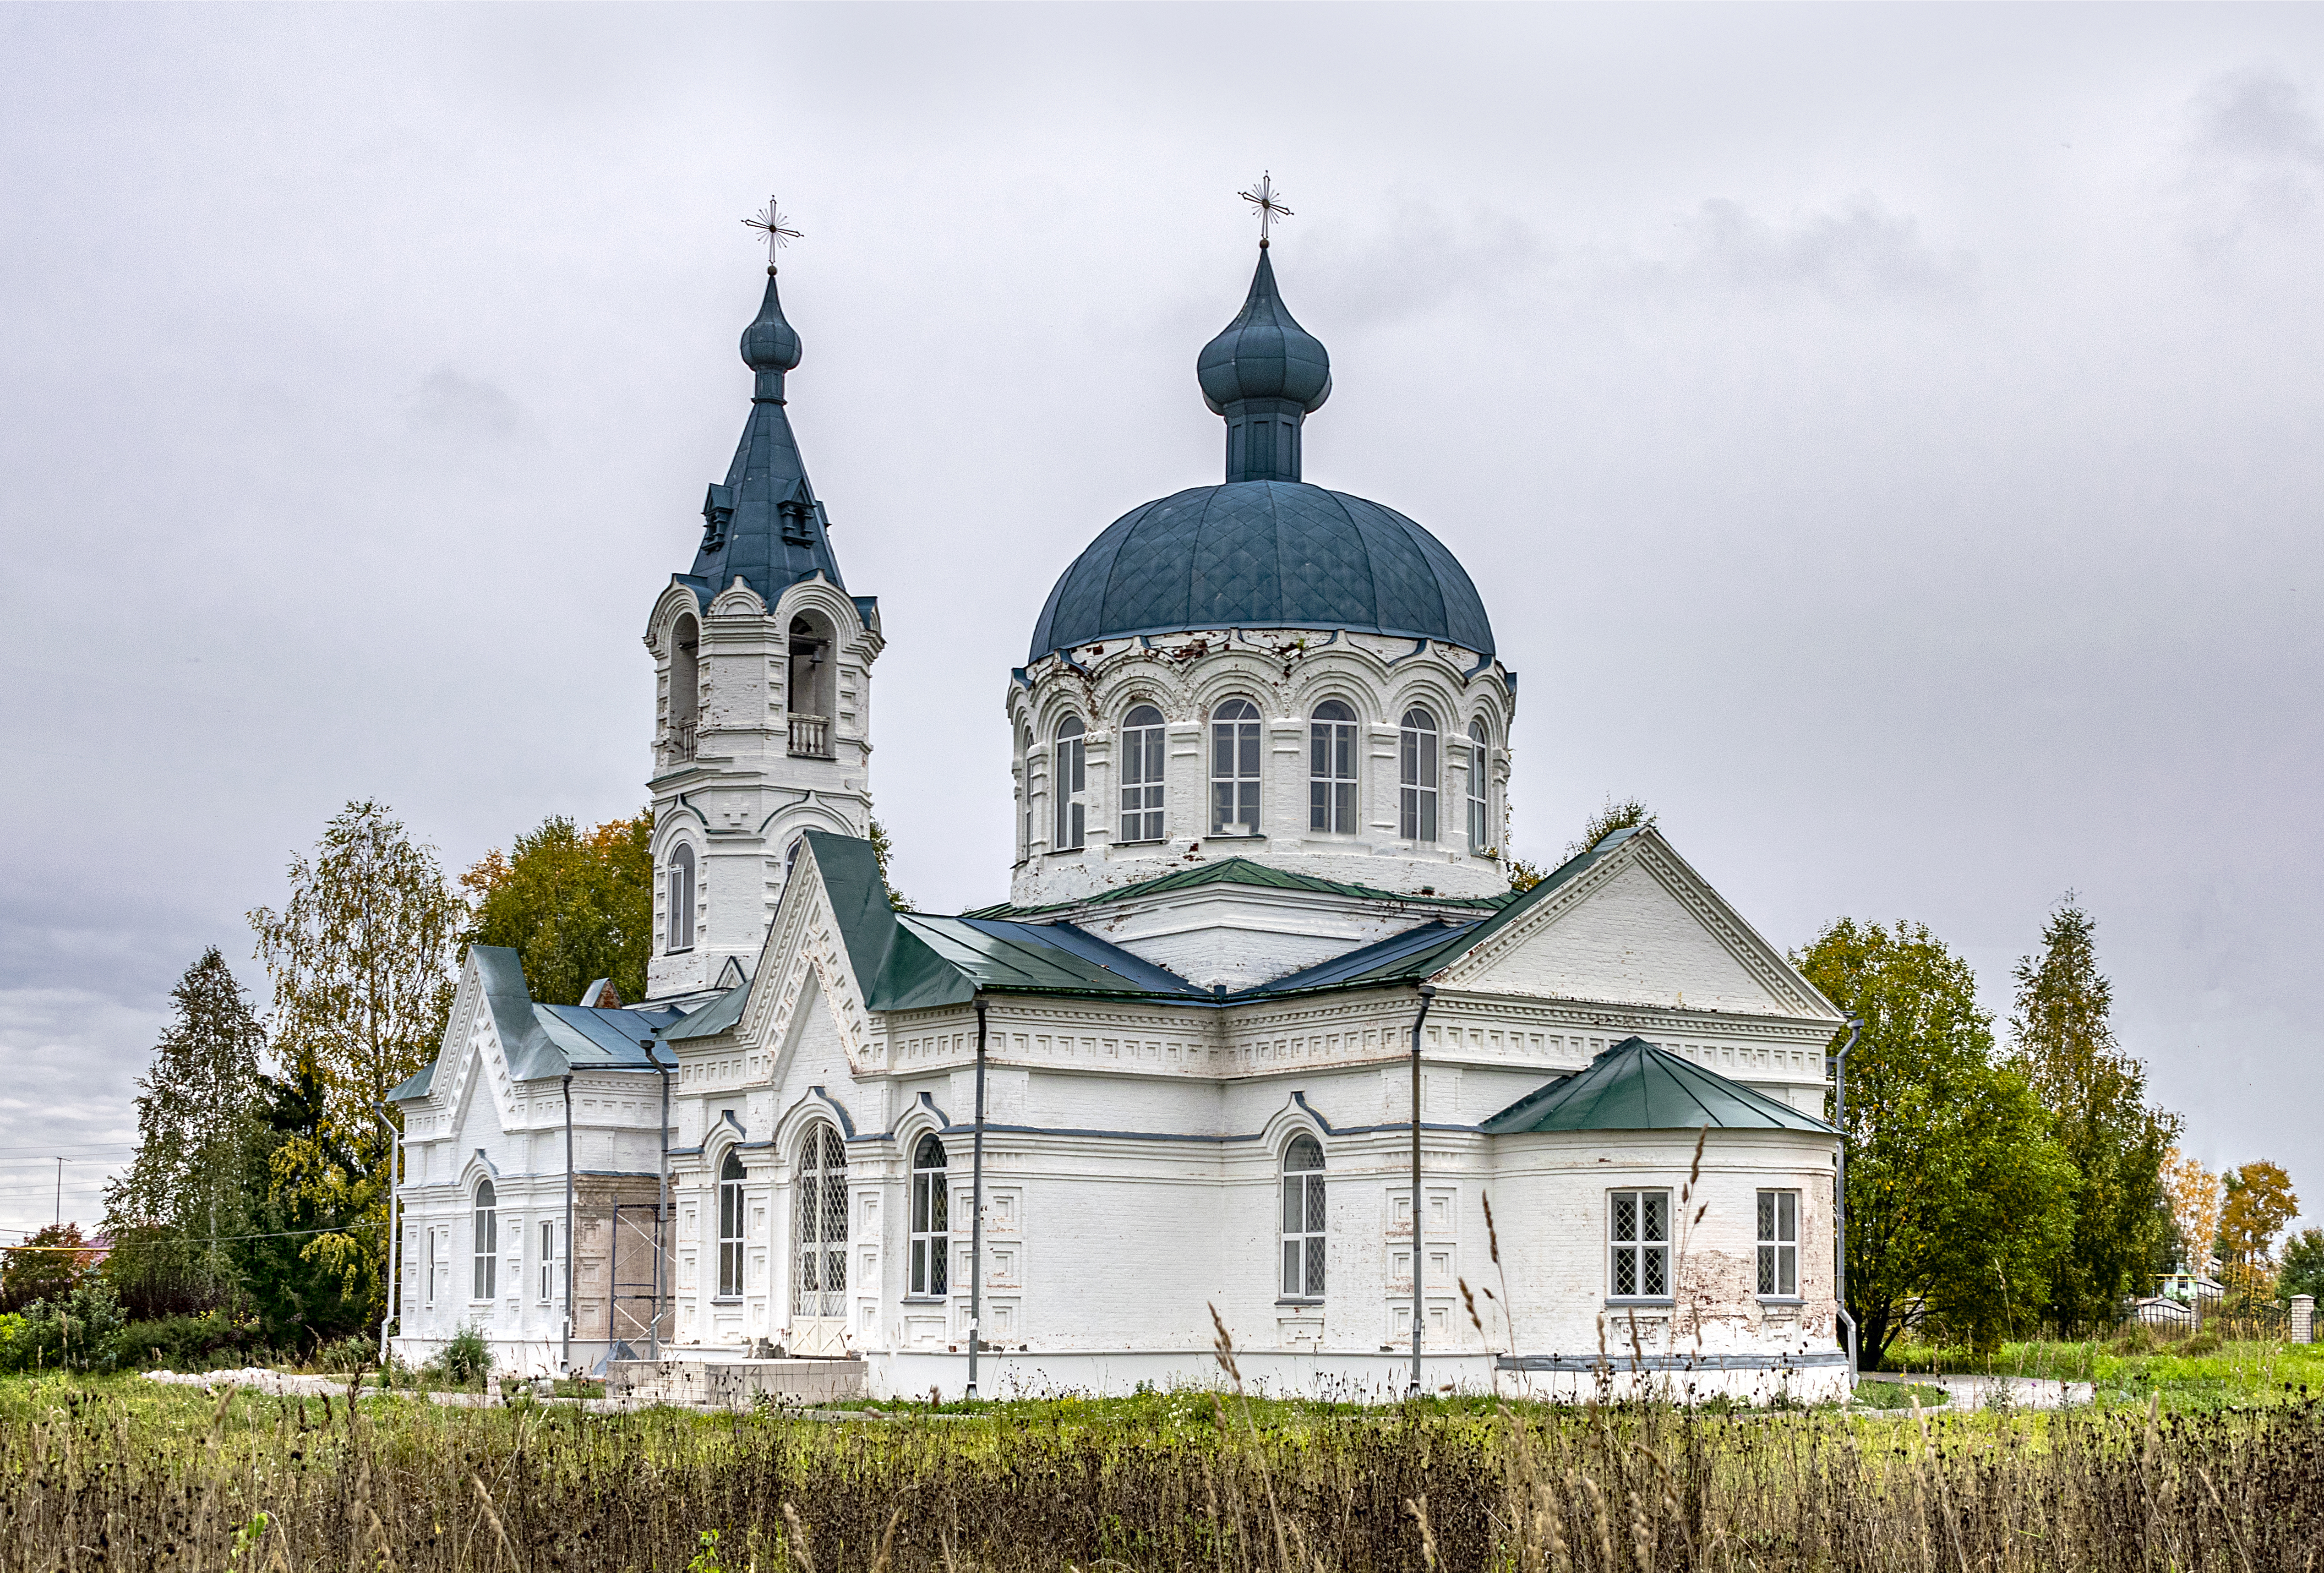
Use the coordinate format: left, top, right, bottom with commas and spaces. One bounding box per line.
1439, 828, 1838, 1021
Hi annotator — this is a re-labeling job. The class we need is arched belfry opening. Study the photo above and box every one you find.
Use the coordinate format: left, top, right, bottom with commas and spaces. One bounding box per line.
668, 612, 700, 763
787, 612, 836, 759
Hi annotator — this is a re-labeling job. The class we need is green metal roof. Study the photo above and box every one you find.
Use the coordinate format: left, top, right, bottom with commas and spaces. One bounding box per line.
965, 856, 1506, 921
1481, 1037, 1833, 1135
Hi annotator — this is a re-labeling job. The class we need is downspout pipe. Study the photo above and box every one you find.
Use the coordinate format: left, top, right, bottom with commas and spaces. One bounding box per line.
1832, 1017, 1863, 1384
1409, 983, 1437, 1398
562, 1073, 575, 1376
966, 993, 989, 1402
644, 1038, 671, 1362
371, 1103, 400, 1371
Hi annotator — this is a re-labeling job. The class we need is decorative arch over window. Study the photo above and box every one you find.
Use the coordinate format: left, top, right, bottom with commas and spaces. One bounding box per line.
716, 1149, 747, 1299
1211, 698, 1262, 836
666, 842, 696, 953
1309, 700, 1358, 834
1399, 708, 1439, 842
793, 1122, 848, 1319
909, 1133, 949, 1297
1281, 1136, 1326, 1298
1053, 716, 1087, 851
1466, 718, 1492, 853
1119, 703, 1166, 842
471, 1178, 497, 1301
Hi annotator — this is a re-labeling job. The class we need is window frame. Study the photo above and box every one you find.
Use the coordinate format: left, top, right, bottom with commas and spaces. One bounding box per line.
1757, 1188, 1801, 1300
792, 1122, 849, 1319
908, 1133, 950, 1299
666, 842, 696, 954
1308, 701, 1359, 835
1053, 716, 1087, 851
471, 1179, 497, 1303
716, 1149, 747, 1301
1280, 1134, 1327, 1302
1466, 720, 1490, 853
1210, 698, 1264, 836
538, 1218, 558, 1304
1607, 1187, 1672, 1303
1398, 708, 1439, 843
1118, 703, 1167, 844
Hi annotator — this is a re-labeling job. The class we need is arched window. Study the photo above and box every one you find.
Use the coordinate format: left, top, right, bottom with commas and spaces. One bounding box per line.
471, 1179, 497, 1301
909, 1133, 949, 1297
716, 1149, 746, 1299
793, 1123, 848, 1322
668, 613, 699, 762
1211, 698, 1262, 836
1281, 1136, 1326, 1298
784, 836, 804, 877
1466, 720, 1491, 854
1399, 708, 1439, 842
1309, 701, 1359, 834
1053, 716, 1087, 851
786, 613, 836, 759
1016, 726, 1033, 861
1119, 703, 1166, 842
666, 842, 696, 953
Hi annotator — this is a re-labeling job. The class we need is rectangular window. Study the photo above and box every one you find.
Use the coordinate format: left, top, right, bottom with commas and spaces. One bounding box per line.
1609, 1189, 1670, 1300
1398, 725, 1438, 841
1309, 711, 1358, 833
1466, 744, 1489, 853
1757, 1189, 1800, 1297
1210, 703, 1263, 836
1118, 710, 1167, 842
426, 1230, 440, 1308
1054, 731, 1086, 850
539, 1220, 557, 1303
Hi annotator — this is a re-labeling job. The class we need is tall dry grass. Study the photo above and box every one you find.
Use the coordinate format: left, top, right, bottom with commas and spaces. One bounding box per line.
0, 1379, 2319, 1571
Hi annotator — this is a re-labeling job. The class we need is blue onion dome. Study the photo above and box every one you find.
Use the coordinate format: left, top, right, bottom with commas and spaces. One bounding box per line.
1027, 482, 1495, 662
740, 270, 802, 397
1196, 250, 1331, 415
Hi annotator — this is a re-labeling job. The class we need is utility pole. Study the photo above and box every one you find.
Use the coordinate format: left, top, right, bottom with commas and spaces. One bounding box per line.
54, 1158, 65, 1227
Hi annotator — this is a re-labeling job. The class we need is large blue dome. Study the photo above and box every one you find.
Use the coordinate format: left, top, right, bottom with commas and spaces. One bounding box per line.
1027, 481, 1495, 662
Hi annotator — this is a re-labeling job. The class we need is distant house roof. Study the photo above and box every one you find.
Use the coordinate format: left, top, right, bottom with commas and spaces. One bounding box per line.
1481, 1037, 1834, 1135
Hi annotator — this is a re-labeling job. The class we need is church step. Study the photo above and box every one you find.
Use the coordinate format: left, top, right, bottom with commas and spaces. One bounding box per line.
606, 1357, 866, 1409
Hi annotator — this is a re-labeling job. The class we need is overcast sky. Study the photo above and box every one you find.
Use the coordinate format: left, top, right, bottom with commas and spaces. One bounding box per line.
3, 4, 2319, 1241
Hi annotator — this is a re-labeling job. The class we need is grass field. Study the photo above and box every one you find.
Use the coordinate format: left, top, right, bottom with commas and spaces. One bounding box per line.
3, 1363, 2321, 1572
1879, 1336, 2324, 1409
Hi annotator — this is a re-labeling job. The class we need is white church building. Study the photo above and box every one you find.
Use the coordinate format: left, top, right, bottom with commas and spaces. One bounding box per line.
387, 236, 1853, 1402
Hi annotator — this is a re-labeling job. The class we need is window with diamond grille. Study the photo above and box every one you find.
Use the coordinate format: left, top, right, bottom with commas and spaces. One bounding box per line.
910, 1133, 949, 1297
1466, 720, 1491, 852
471, 1179, 497, 1302
1398, 709, 1439, 842
1757, 1189, 1800, 1297
1119, 704, 1167, 842
716, 1149, 746, 1300
1053, 716, 1086, 850
1281, 1135, 1326, 1298
792, 1123, 849, 1317
1309, 701, 1359, 833
1211, 698, 1263, 835
1608, 1188, 1670, 1299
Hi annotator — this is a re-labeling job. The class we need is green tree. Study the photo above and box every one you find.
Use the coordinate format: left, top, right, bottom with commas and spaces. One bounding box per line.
100, 948, 267, 1314
2010, 898, 2181, 1325
464, 809, 655, 1005
1511, 797, 1653, 892
2, 1224, 100, 1310
2280, 1226, 2324, 1302
248, 801, 463, 1318
231, 1062, 376, 1346
867, 817, 911, 912
1797, 918, 2078, 1363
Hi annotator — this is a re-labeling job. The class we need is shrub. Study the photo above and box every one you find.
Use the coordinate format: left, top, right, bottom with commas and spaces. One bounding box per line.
2180, 1332, 2223, 1357
443, 1324, 491, 1386
109, 1311, 263, 1371
0, 1282, 126, 1372
311, 1334, 377, 1373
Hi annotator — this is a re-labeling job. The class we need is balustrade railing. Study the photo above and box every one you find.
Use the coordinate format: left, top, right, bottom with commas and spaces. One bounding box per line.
664, 720, 697, 764
788, 714, 832, 759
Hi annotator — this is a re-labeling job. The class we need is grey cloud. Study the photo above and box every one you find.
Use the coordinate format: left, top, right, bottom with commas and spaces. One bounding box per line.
1653, 195, 1978, 303
406, 368, 524, 441
2182, 68, 2324, 239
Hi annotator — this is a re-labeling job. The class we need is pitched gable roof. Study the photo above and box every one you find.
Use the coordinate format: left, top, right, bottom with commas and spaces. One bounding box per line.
1481, 1036, 1833, 1134
964, 856, 1511, 921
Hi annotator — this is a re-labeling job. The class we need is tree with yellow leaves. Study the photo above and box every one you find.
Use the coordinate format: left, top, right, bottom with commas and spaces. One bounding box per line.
2160, 1148, 2222, 1279
2216, 1160, 2301, 1301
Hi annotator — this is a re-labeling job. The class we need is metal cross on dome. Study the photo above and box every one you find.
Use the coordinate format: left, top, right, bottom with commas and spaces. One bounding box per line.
742, 196, 803, 269
1238, 172, 1293, 248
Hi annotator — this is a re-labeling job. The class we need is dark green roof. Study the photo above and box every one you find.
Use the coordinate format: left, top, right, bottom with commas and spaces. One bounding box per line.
1481, 1037, 1833, 1135
964, 856, 1507, 921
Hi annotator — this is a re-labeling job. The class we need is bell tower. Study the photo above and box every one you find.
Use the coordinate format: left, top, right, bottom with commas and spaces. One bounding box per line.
644, 235, 882, 1000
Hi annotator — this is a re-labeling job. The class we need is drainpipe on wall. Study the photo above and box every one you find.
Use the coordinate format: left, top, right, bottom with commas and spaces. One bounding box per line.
645, 1038, 671, 1361
1831, 1017, 1863, 1384
966, 993, 989, 1402
372, 1103, 400, 1371
562, 1073, 575, 1376
1409, 983, 1437, 1398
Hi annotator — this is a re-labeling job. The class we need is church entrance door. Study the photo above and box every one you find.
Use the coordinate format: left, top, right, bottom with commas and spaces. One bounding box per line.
791, 1122, 851, 1356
